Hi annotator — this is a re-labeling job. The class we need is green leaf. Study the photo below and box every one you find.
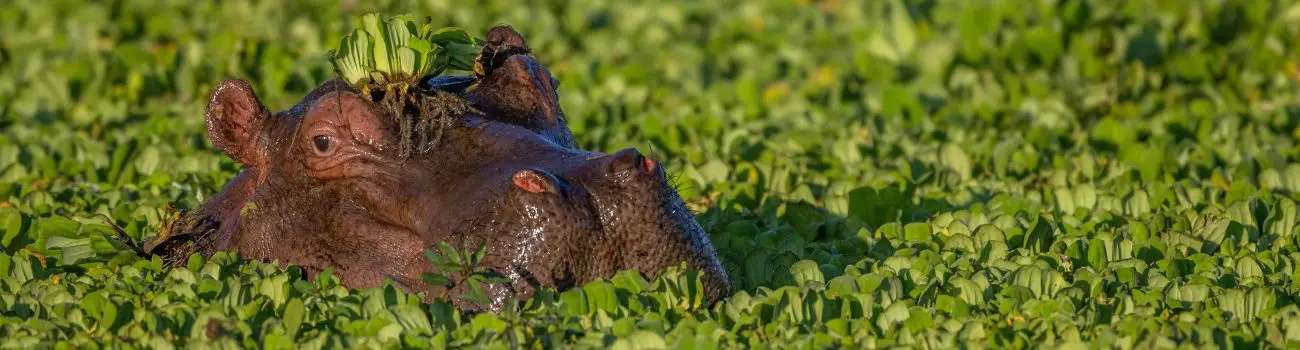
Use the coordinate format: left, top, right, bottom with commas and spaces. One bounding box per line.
0, 208, 23, 250
904, 222, 932, 243
1218, 288, 1275, 321
950, 278, 985, 305
940, 144, 971, 181
1267, 198, 1296, 239
876, 302, 911, 330
583, 281, 619, 313
789, 260, 825, 286
134, 146, 160, 175
79, 291, 118, 330
390, 304, 432, 334
282, 298, 305, 336
560, 288, 588, 316
0, 254, 10, 278
1011, 266, 1066, 299
888, 1, 915, 56
611, 331, 667, 350
611, 270, 649, 293
45, 235, 94, 265
1168, 282, 1210, 304
935, 295, 970, 317
263, 334, 295, 350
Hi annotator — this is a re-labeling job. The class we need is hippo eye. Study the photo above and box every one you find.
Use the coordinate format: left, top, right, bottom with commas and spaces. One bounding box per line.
312, 135, 333, 154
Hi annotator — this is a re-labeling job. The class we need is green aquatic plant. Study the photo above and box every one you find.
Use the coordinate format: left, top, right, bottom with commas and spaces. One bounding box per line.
329, 13, 479, 96
328, 13, 481, 158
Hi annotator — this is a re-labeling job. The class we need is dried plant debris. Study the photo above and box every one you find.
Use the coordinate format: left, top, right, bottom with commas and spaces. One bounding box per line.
382, 88, 472, 159
144, 209, 221, 267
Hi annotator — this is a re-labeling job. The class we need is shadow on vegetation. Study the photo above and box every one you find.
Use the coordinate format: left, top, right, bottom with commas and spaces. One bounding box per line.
696, 178, 982, 293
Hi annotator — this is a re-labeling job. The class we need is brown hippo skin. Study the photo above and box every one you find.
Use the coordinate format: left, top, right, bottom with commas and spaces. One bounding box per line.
154, 26, 729, 307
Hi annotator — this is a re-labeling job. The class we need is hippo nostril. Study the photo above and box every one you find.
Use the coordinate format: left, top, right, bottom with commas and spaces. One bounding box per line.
609, 148, 648, 178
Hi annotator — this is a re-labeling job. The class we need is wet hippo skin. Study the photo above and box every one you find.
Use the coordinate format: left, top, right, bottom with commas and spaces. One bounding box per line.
150, 25, 729, 307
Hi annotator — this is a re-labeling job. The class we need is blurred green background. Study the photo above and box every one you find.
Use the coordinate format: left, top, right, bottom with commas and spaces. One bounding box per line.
4, 0, 1300, 347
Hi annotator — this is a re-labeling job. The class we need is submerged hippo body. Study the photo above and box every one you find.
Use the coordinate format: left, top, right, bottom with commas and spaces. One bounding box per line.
154, 26, 728, 305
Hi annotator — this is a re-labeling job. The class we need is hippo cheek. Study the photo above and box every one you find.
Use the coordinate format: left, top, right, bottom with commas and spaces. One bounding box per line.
570, 148, 731, 302
295, 209, 436, 298
480, 169, 601, 301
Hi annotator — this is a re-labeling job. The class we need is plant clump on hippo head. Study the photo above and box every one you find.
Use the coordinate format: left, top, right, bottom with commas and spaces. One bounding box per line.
144, 24, 730, 308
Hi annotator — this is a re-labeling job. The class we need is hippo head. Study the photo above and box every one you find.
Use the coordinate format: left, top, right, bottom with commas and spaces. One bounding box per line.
150, 26, 729, 305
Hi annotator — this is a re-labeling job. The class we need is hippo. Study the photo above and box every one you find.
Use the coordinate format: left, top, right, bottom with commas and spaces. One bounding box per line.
143, 26, 729, 306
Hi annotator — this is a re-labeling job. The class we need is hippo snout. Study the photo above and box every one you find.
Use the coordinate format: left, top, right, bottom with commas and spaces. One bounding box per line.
608, 148, 659, 182
571, 147, 731, 302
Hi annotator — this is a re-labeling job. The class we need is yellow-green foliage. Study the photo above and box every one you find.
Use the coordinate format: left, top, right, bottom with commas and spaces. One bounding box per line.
330, 14, 478, 89
4, 0, 1300, 348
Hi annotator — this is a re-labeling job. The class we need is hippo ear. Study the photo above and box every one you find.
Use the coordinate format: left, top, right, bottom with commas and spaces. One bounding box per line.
468, 25, 576, 148
475, 25, 533, 77
205, 79, 269, 166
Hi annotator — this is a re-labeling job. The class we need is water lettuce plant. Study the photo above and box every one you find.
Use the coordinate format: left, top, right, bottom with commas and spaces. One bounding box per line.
330, 14, 478, 95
